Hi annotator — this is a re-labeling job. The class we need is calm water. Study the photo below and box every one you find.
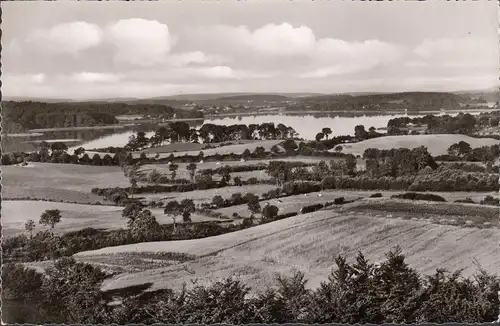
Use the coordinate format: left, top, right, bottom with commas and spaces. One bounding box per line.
4, 111, 496, 152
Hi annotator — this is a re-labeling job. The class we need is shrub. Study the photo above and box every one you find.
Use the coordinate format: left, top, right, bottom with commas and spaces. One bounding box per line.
391, 192, 446, 202
370, 193, 383, 198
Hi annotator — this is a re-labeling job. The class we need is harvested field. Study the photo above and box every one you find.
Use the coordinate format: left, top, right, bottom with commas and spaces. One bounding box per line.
346, 198, 500, 227
2, 163, 130, 204
334, 134, 500, 156
72, 209, 500, 294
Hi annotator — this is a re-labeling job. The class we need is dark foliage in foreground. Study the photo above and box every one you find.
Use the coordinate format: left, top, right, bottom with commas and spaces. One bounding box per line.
4, 248, 500, 324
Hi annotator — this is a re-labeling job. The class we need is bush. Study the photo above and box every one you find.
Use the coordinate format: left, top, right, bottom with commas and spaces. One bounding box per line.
391, 192, 446, 202
300, 203, 324, 214
455, 198, 475, 204
370, 193, 383, 198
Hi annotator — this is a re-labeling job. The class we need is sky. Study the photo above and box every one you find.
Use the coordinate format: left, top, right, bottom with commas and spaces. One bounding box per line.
3, 1, 499, 100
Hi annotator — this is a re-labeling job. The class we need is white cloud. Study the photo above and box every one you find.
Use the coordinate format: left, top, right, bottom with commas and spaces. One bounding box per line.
250, 23, 316, 56
25, 22, 103, 54
198, 23, 316, 56
414, 37, 499, 68
31, 73, 46, 84
69, 72, 122, 83
165, 51, 227, 67
4, 73, 46, 85
302, 39, 403, 78
105, 18, 175, 66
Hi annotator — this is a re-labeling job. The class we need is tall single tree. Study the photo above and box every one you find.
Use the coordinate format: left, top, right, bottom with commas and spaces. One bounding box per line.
39, 209, 62, 229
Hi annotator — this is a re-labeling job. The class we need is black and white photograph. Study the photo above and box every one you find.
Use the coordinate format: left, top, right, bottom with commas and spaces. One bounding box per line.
2, 0, 500, 324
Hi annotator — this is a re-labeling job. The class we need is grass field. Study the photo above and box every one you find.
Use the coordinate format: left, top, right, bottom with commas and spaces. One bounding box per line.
3, 200, 221, 238
2, 163, 130, 204
3, 200, 124, 237
70, 207, 500, 294
334, 134, 500, 157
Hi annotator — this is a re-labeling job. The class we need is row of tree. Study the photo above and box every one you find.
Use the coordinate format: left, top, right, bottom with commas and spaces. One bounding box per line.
125, 122, 299, 151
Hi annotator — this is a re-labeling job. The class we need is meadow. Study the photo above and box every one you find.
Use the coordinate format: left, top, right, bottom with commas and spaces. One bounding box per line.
2, 163, 130, 204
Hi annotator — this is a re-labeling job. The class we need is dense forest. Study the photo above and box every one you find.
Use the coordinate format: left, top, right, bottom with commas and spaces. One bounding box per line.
289, 92, 469, 112
2, 101, 204, 132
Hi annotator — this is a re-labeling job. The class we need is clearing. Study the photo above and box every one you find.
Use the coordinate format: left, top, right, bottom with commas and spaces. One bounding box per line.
72, 206, 500, 294
2, 163, 130, 204
334, 134, 500, 157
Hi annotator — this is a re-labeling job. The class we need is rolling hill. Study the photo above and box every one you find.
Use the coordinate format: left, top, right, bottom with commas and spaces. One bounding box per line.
71, 201, 500, 294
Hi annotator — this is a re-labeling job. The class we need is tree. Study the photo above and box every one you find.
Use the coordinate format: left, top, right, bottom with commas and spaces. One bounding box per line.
315, 132, 325, 142
186, 163, 197, 182
234, 176, 243, 186
164, 201, 181, 232
130, 210, 161, 242
267, 161, 292, 186
102, 154, 114, 166
212, 195, 225, 208
334, 145, 343, 153
262, 204, 279, 220
447, 141, 472, 157
180, 199, 195, 222
169, 163, 179, 182
271, 145, 281, 154
242, 149, 251, 160
25, 219, 36, 238
219, 166, 231, 185
122, 202, 144, 228
39, 209, 62, 229
281, 139, 298, 154
344, 154, 357, 176
246, 193, 261, 216
147, 169, 162, 185
354, 125, 368, 141
322, 127, 332, 139
91, 154, 102, 166
74, 147, 85, 157
51, 142, 68, 153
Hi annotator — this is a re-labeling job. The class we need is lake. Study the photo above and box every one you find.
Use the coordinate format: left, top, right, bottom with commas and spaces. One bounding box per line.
3, 110, 496, 152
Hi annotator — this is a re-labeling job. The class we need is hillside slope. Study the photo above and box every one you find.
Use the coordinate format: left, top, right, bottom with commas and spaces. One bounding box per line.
75, 207, 500, 294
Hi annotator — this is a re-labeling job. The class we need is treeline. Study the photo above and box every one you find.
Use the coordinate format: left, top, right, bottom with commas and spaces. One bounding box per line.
4, 247, 500, 324
387, 111, 500, 135
289, 92, 465, 113
2, 101, 204, 132
126, 121, 299, 151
